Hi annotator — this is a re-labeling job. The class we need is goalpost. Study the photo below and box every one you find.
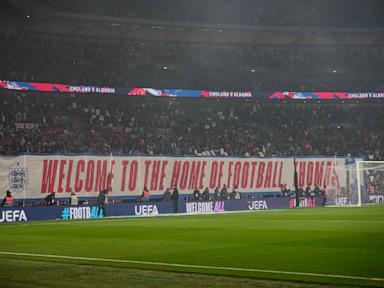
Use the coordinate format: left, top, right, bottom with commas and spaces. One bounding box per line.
356, 160, 384, 205
321, 159, 384, 207
324, 159, 362, 207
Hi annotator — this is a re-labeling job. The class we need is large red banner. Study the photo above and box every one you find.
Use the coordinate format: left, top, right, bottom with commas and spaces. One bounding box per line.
0, 155, 347, 199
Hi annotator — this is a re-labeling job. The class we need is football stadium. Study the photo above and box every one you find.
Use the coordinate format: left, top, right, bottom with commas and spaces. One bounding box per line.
0, 1, 383, 287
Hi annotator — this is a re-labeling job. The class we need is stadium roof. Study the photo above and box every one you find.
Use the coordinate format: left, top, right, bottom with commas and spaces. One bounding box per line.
1, 0, 384, 46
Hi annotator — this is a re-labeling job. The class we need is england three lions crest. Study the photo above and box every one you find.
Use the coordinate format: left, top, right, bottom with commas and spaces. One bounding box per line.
9, 163, 28, 194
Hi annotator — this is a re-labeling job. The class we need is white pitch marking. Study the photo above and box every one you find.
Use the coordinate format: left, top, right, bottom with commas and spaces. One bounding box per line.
0, 251, 383, 282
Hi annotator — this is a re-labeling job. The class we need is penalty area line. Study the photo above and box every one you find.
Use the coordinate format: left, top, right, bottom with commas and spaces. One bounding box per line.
0, 251, 383, 282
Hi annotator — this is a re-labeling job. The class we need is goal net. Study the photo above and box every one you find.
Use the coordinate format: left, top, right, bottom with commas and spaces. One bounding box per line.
324, 160, 384, 207
356, 161, 384, 205
322, 159, 362, 207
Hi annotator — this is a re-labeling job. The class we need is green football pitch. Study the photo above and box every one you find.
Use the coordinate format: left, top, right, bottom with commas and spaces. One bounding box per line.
0, 206, 383, 288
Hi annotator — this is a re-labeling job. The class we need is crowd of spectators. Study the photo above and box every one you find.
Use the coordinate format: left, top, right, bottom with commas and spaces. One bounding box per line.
0, 33, 383, 91
0, 91, 382, 159
37, 0, 384, 27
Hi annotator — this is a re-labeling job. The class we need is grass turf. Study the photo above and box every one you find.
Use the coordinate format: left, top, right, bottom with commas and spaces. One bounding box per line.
0, 258, 370, 288
0, 206, 383, 287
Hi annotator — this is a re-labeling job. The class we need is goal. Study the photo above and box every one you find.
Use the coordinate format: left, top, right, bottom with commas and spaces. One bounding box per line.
356, 160, 384, 205
323, 160, 384, 207
323, 159, 362, 207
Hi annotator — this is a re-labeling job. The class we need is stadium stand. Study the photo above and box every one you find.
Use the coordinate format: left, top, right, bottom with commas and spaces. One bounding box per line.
0, 91, 383, 159
0, 0, 383, 160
